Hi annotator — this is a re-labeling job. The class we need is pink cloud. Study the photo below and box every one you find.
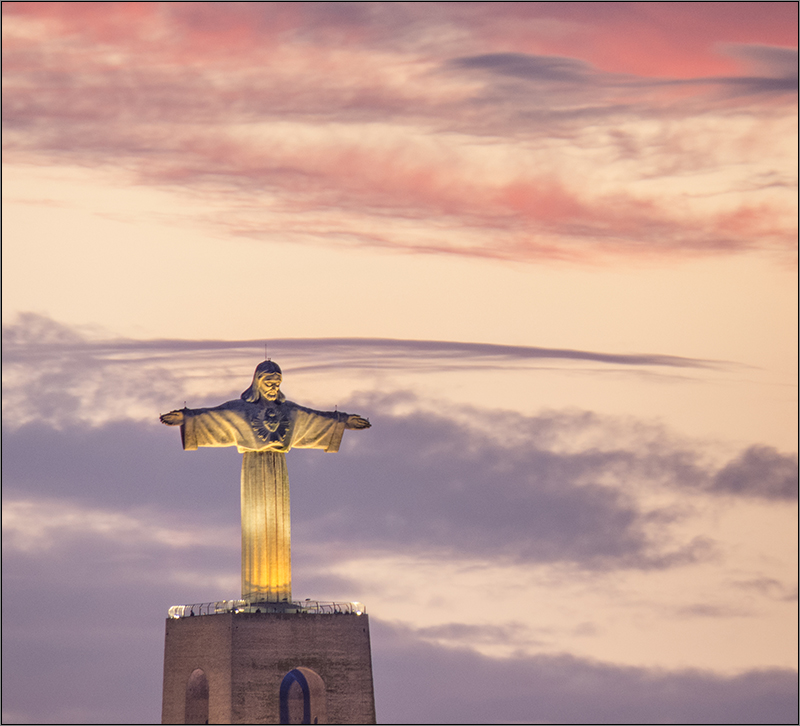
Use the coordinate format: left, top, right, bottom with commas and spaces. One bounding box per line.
3, 2, 161, 45
7, 2, 795, 77
3, 2, 796, 265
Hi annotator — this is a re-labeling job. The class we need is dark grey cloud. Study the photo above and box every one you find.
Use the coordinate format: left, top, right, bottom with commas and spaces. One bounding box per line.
5, 531, 797, 726
3, 414, 677, 572
3, 523, 796, 725
726, 44, 798, 74
450, 53, 594, 84
289, 394, 794, 570
449, 49, 798, 98
711, 445, 798, 500
707, 73, 798, 96
6, 393, 793, 588
2, 421, 242, 515
2, 534, 221, 725
372, 620, 799, 725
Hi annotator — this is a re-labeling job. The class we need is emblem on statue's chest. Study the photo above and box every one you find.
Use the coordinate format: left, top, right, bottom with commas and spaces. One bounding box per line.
251, 405, 291, 444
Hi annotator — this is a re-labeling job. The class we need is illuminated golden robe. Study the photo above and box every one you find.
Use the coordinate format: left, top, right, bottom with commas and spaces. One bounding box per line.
180, 399, 346, 602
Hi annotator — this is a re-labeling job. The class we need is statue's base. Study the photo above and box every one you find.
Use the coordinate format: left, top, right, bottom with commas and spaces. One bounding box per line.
161, 603, 376, 724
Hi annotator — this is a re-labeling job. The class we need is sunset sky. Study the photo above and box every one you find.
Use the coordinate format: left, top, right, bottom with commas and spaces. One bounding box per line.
2, 3, 797, 724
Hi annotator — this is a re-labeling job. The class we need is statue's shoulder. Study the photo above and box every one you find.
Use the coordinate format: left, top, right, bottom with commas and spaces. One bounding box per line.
283, 400, 337, 419
282, 400, 311, 414
208, 398, 252, 414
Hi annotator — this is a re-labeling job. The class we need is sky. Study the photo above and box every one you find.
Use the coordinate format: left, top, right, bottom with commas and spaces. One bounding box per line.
2, 2, 797, 724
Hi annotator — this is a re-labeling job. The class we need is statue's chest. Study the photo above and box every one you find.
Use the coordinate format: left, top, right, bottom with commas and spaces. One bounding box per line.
250, 405, 293, 446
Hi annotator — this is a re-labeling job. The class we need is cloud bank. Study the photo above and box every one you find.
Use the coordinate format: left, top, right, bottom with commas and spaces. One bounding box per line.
372, 620, 798, 725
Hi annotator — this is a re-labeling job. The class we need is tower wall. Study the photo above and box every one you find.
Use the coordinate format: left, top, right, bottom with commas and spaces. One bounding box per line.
161, 612, 376, 724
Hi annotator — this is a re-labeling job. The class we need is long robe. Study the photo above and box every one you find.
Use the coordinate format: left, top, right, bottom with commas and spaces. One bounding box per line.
179, 398, 347, 602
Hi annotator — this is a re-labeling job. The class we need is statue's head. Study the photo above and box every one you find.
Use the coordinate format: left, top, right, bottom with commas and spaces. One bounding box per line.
241, 360, 285, 404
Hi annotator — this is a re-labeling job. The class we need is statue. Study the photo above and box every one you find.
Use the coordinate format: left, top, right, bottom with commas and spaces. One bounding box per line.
160, 360, 370, 603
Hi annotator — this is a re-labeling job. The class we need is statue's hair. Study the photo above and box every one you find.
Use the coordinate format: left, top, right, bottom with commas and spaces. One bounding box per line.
241, 360, 286, 403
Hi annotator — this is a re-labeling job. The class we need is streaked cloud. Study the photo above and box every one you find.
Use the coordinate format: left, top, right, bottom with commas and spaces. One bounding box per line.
450, 46, 798, 96
3, 312, 722, 427
450, 52, 596, 84
3, 2, 795, 263
0, 312, 723, 369
732, 577, 798, 602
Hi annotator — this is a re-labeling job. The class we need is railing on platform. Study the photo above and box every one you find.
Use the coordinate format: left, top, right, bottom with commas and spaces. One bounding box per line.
167, 599, 366, 619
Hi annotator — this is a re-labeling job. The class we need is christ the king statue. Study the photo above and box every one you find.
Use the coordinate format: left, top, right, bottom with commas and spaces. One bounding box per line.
159, 360, 370, 603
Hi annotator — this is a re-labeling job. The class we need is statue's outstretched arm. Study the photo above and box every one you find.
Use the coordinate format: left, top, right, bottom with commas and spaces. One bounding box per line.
345, 414, 371, 430
160, 409, 185, 426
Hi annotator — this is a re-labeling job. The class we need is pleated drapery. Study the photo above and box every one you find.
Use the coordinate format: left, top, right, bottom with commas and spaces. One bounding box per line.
241, 450, 291, 602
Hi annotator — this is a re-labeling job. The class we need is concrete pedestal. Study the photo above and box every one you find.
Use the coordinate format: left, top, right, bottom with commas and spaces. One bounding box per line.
161, 611, 376, 724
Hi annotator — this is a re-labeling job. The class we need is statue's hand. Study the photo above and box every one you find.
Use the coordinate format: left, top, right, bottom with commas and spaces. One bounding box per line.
160, 410, 185, 426
345, 414, 371, 430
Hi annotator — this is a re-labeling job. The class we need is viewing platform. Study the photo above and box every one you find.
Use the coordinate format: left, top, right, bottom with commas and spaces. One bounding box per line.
167, 599, 366, 618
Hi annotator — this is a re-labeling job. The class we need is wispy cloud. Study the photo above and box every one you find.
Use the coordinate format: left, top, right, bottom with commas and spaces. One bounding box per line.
3, 3, 796, 263
450, 46, 798, 96
3, 312, 722, 427
732, 577, 798, 602
3, 312, 717, 368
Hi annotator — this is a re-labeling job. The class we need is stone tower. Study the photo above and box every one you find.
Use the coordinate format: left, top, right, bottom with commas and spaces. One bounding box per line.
161, 601, 376, 724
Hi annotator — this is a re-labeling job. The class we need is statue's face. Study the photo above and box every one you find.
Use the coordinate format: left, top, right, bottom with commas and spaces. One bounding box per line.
258, 373, 282, 401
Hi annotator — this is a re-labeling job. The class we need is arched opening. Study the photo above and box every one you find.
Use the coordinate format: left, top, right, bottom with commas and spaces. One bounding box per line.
185, 668, 209, 725
279, 667, 327, 724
